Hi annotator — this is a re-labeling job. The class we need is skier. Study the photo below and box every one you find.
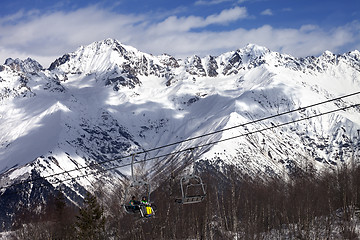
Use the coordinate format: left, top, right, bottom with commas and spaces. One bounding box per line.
129, 196, 140, 212
140, 196, 153, 217
141, 196, 149, 205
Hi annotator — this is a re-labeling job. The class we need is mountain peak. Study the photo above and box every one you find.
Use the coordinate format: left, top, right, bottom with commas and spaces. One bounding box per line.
347, 49, 360, 59
322, 50, 334, 56
242, 43, 270, 57
87, 38, 144, 57
4, 57, 43, 73
48, 38, 147, 72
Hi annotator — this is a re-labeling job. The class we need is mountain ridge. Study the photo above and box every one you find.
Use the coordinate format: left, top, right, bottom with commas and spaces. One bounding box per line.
0, 38, 360, 230
1, 38, 359, 175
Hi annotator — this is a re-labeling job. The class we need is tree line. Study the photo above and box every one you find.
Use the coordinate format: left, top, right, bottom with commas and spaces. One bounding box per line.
5, 159, 360, 239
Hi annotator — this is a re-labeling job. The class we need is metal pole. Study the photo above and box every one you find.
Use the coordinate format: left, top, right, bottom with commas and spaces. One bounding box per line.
180, 177, 185, 200
357, 130, 360, 165
131, 154, 136, 182
191, 148, 195, 174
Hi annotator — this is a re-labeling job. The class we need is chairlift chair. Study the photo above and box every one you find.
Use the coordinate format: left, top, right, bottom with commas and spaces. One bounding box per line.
122, 154, 155, 217
175, 148, 206, 204
175, 174, 206, 204
123, 179, 151, 214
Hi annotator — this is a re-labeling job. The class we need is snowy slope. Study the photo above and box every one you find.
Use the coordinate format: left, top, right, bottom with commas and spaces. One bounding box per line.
0, 39, 360, 224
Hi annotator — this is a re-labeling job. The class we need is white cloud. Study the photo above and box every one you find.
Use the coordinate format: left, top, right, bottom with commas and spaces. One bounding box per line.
0, 6, 359, 67
148, 6, 248, 34
261, 9, 273, 16
195, 0, 248, 6
282, 8, 292, 12
0, 6, 144, 66
194, 0, 233, 5
206, 6, 248, 24
300, 24, 319, 32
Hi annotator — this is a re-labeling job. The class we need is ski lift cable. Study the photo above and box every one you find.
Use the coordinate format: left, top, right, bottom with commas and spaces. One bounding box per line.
28, 91, 360, 182
1, 94, 359, 191
0, 98, 354, 198
1, 103, 359, 196
138, 91, 360, 154
0, 93, 359, 191
7, 102, 357, 189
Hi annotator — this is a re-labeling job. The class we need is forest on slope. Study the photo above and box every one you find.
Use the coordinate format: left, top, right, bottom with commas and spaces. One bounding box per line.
4, 155, 360, 240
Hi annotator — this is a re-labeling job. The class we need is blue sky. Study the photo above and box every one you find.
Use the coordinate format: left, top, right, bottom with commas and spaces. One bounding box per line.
0, 0, 359, 66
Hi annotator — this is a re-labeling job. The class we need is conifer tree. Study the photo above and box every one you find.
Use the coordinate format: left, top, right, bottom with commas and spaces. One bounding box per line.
75, 192, 106, 240
51, 191, 76, 239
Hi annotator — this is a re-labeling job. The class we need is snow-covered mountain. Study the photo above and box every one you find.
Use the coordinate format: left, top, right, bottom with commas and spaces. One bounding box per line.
0, 38, 360, 229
